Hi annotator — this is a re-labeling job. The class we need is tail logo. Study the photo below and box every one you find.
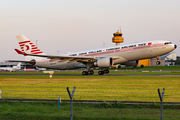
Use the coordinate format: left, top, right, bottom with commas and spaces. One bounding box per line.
21, 43, 32, 54
19, 40, 43, 54
25, 45, 30, 51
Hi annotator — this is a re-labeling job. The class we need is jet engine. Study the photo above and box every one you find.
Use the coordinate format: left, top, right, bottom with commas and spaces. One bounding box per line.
94, 57, 113, 67
122, 60, 139, 67
29, 59, 36, 65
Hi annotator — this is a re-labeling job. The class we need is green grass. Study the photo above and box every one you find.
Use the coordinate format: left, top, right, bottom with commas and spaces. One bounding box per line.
119, 66, 180, 71
0, 101, 179, 120
0, 76, 180, 102
0, 74, 180, 120
137, 66, 180, 71
0, 66, 180, 75
0, 71, 180, 76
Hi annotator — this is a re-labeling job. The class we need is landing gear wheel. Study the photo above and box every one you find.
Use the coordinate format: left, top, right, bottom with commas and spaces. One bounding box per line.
156, 61, 161, 65
104, 69, 109, 74
87, 70, 94, 75
98, 71, 104, 75
82, 70, 94, 75
89, 70, 94, 75
82, 71, 88, 75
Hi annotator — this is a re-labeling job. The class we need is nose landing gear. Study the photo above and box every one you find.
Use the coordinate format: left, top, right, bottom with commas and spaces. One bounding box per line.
156, 56, 161, 65
156, 61, 161, 65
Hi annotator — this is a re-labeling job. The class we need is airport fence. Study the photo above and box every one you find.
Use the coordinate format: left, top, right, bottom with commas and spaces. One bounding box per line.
0, 86, 180, 120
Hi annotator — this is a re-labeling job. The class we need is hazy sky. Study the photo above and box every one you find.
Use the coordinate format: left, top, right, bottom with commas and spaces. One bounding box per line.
0, 0, 180, 61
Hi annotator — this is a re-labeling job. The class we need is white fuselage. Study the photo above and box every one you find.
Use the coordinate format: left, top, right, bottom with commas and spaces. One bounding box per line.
34, 40, 176, 70
0, 66, 19, 72
0, 63, 21, 72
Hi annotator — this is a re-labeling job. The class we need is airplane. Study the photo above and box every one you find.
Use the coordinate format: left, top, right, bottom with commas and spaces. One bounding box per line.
0, 63, 21, 72
8, 35, 177, 75
36, 67, 46, 71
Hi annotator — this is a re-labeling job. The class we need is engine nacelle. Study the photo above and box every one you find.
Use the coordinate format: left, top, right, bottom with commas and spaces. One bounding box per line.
94, 57, 113, 67
29, 59, 36, 65
122, 60, 139, 67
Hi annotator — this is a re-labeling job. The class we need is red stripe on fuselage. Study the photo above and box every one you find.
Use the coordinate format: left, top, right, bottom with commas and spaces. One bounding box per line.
78, 43, 166, 57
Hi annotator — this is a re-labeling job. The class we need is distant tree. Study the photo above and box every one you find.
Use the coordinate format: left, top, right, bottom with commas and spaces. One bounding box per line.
175, 59, 180, 65
118, 65, 121, 69
133, 66, 137, 68
141, 65, 144, 68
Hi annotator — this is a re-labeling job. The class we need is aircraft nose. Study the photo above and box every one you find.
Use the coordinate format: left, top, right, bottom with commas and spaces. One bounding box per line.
174, 44, 177, 49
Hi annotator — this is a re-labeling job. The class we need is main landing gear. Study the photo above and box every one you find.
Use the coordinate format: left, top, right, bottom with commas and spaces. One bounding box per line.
98, 69, 109, 75
82, 63, 110, 75
82, 69, 109, 75
82, 70, 94, 75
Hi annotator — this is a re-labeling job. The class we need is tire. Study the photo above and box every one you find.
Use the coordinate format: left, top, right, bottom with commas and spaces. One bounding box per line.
82, 71, 88, 75
98, 71, 104, 75
104, 69, 109, 74
90, 70, 94, 75
156, 61, 161, 65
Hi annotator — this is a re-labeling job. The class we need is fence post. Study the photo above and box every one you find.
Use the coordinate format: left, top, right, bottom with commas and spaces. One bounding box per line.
0, 90, 1, 98
158, 88, 165, 120
67, 86, 76, 120
58, 95, 60, 110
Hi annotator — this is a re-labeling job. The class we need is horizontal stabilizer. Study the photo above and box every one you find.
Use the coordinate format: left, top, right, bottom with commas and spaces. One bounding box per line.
6, 60, 34, 64
15, 49, 25, 54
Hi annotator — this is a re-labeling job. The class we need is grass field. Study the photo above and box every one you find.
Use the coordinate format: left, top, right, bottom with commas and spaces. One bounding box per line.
120, 66, 180, 71
0, 75, 180, 102
1, 101, 180, 120
1, 66, 180, 75
0, 69, 180, 120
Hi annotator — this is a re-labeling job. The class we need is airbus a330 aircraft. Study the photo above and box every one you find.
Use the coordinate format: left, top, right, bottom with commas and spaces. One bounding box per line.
0, 63, 21, 72
8, 35, 177, 75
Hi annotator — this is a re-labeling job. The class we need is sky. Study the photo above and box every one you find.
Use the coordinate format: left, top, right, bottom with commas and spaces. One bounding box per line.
0, 0, 180, 61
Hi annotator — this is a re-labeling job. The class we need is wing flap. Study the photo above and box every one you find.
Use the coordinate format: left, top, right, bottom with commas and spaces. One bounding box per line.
59, 58, 74, 62
68, 59, 81, 63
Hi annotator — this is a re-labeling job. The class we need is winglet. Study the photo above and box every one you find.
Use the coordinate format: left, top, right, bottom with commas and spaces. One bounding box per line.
15, 49, 26, 54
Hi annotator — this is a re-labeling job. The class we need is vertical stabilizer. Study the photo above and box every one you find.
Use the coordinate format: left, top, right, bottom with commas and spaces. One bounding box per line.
16, 35, 45, 60
17, 63, 21, 69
